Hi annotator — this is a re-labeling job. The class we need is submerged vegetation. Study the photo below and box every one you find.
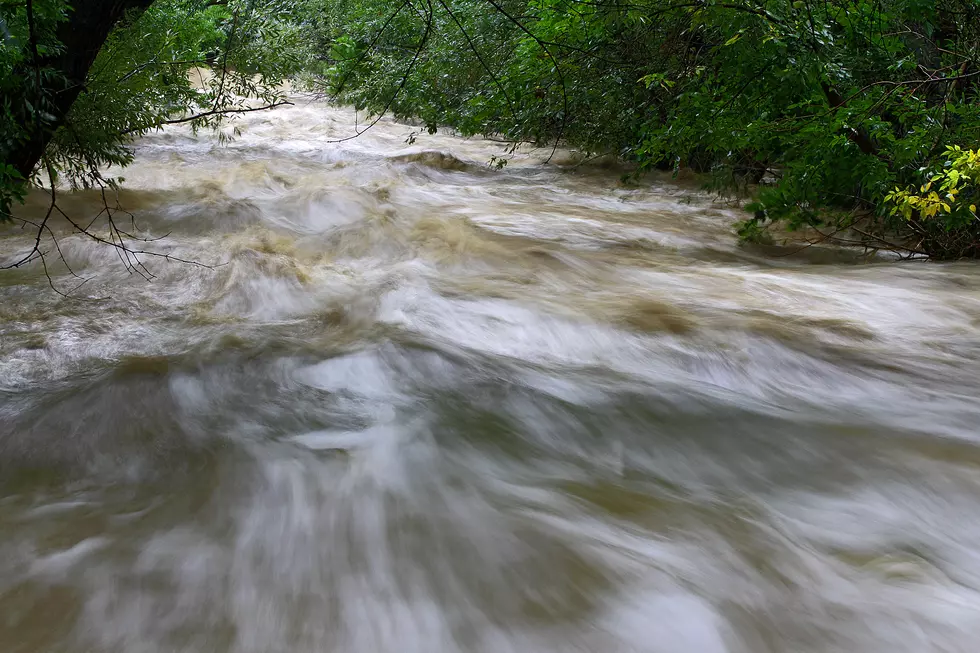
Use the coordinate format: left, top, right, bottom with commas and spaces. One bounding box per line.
3, 0, 980, 260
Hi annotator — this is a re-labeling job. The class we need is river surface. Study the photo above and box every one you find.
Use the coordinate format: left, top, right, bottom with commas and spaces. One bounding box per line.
4, 100, 980, 652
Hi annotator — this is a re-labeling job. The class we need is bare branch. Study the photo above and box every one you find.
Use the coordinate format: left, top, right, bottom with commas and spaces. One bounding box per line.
120, 101, 293, 135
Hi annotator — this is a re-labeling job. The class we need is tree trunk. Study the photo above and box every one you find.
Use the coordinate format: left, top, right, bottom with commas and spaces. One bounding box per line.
820, 82, 878, 157
9, 0, 156, 182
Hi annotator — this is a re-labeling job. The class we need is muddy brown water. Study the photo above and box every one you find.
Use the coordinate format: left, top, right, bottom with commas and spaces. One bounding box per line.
4, 100, 980, 652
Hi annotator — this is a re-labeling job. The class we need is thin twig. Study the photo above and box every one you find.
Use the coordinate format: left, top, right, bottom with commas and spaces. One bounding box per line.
325, 0, 434, 143
121, 101, 293, 135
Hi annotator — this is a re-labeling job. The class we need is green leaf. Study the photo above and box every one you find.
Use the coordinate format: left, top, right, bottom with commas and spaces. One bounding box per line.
724, 33, 742, 46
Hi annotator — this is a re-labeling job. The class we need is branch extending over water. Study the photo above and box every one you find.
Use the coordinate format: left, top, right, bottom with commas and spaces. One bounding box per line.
121, 101, 294, 135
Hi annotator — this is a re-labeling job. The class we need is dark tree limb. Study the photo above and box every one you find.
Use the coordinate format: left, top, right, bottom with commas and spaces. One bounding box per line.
7, 0, 157, 183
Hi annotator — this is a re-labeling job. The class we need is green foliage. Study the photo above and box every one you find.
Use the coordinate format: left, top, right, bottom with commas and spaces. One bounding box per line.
1, 0, 313, 212
881, 145, 980, 257
0, 0, 69, 216
6, 0, 980, 259
886, 146, 980, 225
316, 0, 980, 258
50, 0, 310, 189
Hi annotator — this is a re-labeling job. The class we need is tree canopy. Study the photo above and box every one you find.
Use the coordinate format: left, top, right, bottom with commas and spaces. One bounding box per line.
1, 0, 305, 205
316, 0, 980, 258
1, 0, 310, 271
4, 0, 980, 260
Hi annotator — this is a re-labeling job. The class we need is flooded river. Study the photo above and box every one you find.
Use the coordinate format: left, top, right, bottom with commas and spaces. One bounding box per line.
4, 100, 980, 652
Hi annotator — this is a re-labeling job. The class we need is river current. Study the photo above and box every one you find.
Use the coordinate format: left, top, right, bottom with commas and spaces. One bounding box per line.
3, 100, 980, 652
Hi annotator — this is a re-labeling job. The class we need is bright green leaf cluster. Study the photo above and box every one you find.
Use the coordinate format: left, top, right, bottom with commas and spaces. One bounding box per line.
886, 146, 980, 226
